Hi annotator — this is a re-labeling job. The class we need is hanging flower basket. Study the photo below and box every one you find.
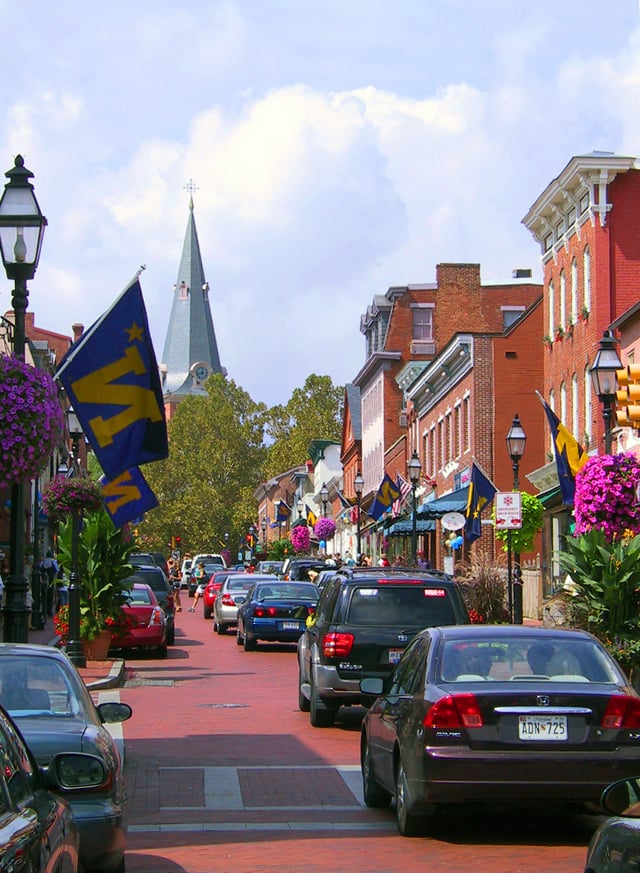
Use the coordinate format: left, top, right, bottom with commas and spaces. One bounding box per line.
42, 475, 104, 523
314, 517, 336, 541
0, 355, 64, 489
290, 525, 311, 553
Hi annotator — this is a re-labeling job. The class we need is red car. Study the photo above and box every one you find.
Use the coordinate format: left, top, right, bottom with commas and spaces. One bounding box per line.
111, 582, 167, 657
203, 570, 235, 619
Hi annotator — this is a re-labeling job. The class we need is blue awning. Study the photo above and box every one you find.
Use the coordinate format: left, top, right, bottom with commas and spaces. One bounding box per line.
419, 486, 469, 519
387, 518, 436, 535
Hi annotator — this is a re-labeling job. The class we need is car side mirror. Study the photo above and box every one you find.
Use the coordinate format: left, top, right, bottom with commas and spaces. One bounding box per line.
601, 777, 640, 817
44, 752, 107, 791
97, 701, 133, 724
360, 677, 384, 697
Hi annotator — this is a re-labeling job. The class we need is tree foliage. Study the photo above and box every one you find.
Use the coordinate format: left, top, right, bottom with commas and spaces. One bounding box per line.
264, 374, 343, 477
139, 375, 267, 555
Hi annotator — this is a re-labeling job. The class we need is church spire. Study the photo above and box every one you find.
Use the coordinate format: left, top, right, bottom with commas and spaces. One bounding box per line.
160, 190, 224, 400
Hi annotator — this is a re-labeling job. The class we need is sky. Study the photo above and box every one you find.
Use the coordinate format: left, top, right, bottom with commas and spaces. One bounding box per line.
2, 0, 640, 407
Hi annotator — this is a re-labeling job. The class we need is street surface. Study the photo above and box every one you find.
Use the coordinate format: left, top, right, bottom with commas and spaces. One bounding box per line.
102, 605, 605, 873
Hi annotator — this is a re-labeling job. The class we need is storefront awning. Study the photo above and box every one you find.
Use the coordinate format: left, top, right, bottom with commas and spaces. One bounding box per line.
418, 486, 469, 519
387, 518, 436, 535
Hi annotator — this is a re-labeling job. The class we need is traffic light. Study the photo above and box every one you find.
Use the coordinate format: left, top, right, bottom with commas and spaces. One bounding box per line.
175, 536, 182, 547
616, 364, 640, 428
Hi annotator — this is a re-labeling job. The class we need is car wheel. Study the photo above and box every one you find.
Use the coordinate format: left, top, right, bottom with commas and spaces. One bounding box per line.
298, 663, 310, 712
236, 627, 244, 646
309, 674, 336, 727
216, 621, 227, 635
243, 632, 257, 651
156, 644, 167, 659
167, 625, 175, 646
362, 737, 391, 808
203, 605, 212, 619
395, 758, 427, 837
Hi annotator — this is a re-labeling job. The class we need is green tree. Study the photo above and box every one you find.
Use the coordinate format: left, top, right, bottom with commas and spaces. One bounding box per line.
140, 375, 267, 554
264, 374, 343, 477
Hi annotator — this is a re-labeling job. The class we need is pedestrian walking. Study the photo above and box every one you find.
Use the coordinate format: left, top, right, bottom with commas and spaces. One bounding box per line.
189, 561, 206, 611
168, 559, 182, 612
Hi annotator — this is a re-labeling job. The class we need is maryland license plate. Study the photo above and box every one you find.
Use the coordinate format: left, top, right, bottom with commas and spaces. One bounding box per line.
518, 714, 567, 741
281, 621, 302, 630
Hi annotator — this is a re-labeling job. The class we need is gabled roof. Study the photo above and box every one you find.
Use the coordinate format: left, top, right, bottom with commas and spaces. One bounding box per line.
160, 197, 223, 396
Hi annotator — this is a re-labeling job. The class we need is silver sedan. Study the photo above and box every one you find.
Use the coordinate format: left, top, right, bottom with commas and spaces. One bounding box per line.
212, 573, 278, 634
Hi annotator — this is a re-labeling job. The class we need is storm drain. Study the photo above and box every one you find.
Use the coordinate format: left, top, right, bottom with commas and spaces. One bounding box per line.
124, 678, 176, 687
198, 702, 249, 708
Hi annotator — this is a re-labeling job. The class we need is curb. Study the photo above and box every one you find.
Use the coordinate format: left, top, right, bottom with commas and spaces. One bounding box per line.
83, 659, 126, 691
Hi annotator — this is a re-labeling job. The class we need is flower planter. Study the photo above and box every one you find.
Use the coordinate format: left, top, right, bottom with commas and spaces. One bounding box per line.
81, 630, 113, 661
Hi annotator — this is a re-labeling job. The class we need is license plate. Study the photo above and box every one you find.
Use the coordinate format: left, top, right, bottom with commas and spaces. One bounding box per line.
518, 714, 567, 741
281, 621, 302, 630
388, 648, 404, 664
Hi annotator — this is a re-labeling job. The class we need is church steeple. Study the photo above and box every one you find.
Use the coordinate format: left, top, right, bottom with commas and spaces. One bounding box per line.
160, 192, 224, 401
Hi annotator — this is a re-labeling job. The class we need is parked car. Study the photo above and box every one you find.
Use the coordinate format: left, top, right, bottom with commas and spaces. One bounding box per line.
180, 558, 193, 588
111, 582, 167, 657
237, 581, 320, 650
298, 567, 469, 726
0, 643, 133, 873
129, 551, 158, 567
212, 573, 278, 634
123, 564, 176, 645
359, 624, 640, 837
203, 570, 234, 619
282, 557, 328, 581
0, 702, 111, 873
256, 560, 284, 576
150, 551, 169, 575
584, 775, 640, 872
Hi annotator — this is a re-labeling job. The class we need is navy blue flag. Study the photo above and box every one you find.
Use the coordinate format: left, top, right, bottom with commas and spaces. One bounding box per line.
536, 391, 588, 505
464, 462, 497, 543
276, 501, 291, 522
100, 467, 159, 529
56, 278, 168, 478
368, 473, 401, 522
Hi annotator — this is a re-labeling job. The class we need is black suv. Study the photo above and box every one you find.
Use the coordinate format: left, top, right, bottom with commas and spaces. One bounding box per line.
297, 568, 469, 727
123, 565, 175, 645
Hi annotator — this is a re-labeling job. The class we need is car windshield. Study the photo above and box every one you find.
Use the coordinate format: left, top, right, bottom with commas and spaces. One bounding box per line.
437, 637, 621, 683
126, 587, 153, 604
0, 656, 93, 718
346, 585, 456, 626
256, 583, 317, 600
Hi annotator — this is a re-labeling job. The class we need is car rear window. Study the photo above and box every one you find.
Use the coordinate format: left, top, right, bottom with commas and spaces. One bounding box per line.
346, 585, 456, 626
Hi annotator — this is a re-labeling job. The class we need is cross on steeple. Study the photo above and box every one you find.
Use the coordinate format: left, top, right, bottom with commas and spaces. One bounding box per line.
183, 178, 199, 207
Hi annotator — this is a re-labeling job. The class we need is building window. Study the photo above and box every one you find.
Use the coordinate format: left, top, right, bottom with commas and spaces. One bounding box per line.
560, 381, 567, 426
430, 425, 436, 478
571, 259, 578, 324
544, 232, 553, 252
412, 307, 433, 340
463, 394, 471, 453
455, 403, 462, 459
583, 246, 591, 312
548, 281, 555, 338
502, 307, 525, 329
584, 366, 592, 447
572, 373, 579, 439
559, 271, 566, 331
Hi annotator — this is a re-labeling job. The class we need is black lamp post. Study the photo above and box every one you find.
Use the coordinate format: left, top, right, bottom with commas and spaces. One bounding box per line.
320, 483, 329, 518
590, 329, 622, 455
261, 516, 267, 547
408, 451, 422, 564
354, 471, 364, 558
0, 155, 47, 643
297, 498, 304, 520
65, 408, 86, 668
506, 414, 527, 625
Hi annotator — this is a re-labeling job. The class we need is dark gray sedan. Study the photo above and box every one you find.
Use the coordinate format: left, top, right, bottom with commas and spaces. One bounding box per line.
585, 776, 640, 872
360, 625, 640, 836
0, 643, 132, 873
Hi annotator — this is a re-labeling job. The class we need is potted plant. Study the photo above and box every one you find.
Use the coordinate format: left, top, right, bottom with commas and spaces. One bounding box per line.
554, 325, 565, 342
56, 506, 137, 656
290, 524, 311, 553
314, 517, 336, 541
543, 334, 553, 350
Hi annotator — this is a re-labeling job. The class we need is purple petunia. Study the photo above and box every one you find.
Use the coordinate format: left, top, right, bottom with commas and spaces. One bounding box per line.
574, 453, 640, 541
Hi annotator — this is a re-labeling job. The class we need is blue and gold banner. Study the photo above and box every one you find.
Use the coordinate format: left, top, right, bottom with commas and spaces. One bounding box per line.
101, 466, 159, 528
464, 462, 497, 542
368, 473, 401, 522
56, 278, 168, 478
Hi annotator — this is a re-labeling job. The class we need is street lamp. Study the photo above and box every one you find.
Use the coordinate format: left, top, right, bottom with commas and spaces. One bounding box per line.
408, 451, 422, 564
590, 329, 622, 455
0, 155, 47, 643
506, 414, 527, 625
65, 409, 86, 668
354, 471, 364, 558
320, 483, 329, 518
297, 498, 304, 519
261, 516, 267, 547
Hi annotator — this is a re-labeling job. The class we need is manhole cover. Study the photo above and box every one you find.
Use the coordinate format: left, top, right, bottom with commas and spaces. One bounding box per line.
198, 702, 249, 708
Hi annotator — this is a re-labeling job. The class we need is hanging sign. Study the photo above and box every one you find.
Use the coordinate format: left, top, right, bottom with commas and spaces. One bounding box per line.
495, 492, 522, 530
441, 511, 466, 531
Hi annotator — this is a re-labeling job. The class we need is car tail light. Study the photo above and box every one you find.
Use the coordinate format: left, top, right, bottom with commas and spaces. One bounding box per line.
221, 593, 235, 606
602, 695, 640, 729
254, 606, 278, 617
148, 607, 164, 627
307, 606, 316, 616
322, 632, 354, 657
423, 693, 484, 729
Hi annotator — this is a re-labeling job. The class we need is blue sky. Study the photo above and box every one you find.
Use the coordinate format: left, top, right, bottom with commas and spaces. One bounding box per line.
2, 1, 640, 406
